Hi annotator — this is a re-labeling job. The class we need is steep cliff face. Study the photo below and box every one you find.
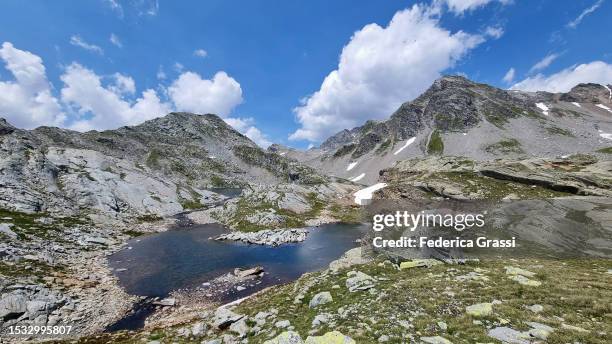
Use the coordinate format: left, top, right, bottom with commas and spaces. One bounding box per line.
280, 76, 612, 184
0, 112, 327, 219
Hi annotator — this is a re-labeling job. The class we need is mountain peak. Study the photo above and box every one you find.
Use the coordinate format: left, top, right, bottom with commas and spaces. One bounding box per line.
0, 118, 16, 135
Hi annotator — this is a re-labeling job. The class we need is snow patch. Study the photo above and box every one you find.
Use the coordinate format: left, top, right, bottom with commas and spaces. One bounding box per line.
600, 133, 612, 140
596, 104, 612, 113
350, 173, 365, 182
572, 102, 581, 108
354, 183, 387, 205
346, 161, 358, 171
603, 84, 612, 100
279, 152, 287, 156
393, 137, 416, 155
535, 103, 549, 115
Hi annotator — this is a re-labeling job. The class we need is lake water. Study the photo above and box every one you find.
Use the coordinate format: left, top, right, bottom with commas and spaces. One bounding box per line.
108, 222, 368, 298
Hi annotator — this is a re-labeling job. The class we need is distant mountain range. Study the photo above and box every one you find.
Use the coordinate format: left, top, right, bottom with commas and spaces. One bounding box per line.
270, 76, 612, 184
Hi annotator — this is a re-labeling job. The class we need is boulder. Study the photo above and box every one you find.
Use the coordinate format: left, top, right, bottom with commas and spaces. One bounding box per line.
305, 331, 355, 344
504, 266, 536, 278
153, 298, 176, 306
509, 275, 541, 286
211, 307, 244, 329
465, 303, 493, 317
420, 336, 453, 344
487, 327, 530, 344
309, 291, 333, 308
0, 223, 17, 239
229, 318, 249, 338
0, 293, 27, 320
275, 320, 291, 328
345, 271, 375, 292
400, 259, 442, 269
526, 322, 554, 340
329, 247, 368, 271
234, 266, 264, 278
311, 313, 331, 327
526, 304, 543, 313
264, 331, 304, 344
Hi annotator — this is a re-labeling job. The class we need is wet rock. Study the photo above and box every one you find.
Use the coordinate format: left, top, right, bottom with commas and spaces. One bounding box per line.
309, 291, 333, 308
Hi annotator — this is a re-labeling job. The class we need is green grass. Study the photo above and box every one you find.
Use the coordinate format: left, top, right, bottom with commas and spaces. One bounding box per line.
210, 175, 226, 187
61, 258, 612, 344
375, 139, 392, 155
427, 130, 444, 155
333, 144, 357, 158
424, 171, 573, 199
596, 147, 612, 154
485, 139, 524, 154
328, 203, 364, 223
484, 111, 509, 128
225, 192, 327, 232
546, 126, 574, 137
145, 149, 162, 169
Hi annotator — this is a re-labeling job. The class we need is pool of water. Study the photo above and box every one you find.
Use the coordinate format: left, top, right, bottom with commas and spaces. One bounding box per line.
108, 222, 367, 298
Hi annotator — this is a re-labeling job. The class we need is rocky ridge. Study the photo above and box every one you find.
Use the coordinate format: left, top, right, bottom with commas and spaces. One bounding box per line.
276, 76, 612, 184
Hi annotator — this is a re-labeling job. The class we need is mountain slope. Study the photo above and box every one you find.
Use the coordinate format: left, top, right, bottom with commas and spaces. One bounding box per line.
0, 112, 327, 220
278, 76, 612, 184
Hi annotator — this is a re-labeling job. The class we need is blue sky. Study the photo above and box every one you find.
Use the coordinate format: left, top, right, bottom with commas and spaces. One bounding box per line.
0, 0, 611, 148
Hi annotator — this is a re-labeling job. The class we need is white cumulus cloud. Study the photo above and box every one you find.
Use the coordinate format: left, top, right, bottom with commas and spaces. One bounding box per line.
0, 42, 271, 147
168, 71, 243, 117
60, 63, 171, 131
0, 42, 65, 128
225, 117, 272, 148
512, 61, 612, 93
289, 4, 485, 142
